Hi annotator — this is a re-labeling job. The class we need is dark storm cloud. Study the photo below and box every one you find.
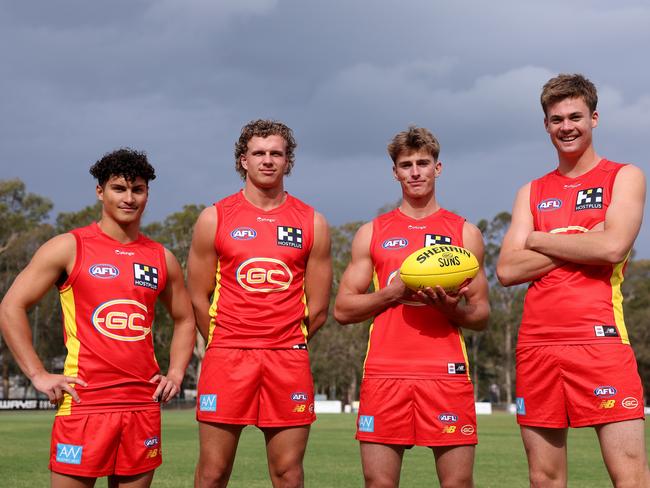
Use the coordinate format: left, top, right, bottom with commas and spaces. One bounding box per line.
0, 0, 648, 255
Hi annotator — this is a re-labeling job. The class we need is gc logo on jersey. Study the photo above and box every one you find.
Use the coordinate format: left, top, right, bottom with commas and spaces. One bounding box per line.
425, 234, 452, 247
56, 443, 83, 464
134, 263, 158, 290
277, 226, 302, 249
382, 237, 408, 249
236, 258, 293, 292
575, 187, 603, 211
92, 299, 151, 341
231, 227, 257, 240
89, 264, 119, 279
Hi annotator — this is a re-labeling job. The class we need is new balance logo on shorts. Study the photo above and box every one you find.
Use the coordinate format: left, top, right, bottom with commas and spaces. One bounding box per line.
56, 443, 83, 464
277, 226, 302, 249
516, 397, 526, 415
134, 263, 158, 290
358, 415, 375, 432
199, 394, 217, 412
575, 187, 603, 210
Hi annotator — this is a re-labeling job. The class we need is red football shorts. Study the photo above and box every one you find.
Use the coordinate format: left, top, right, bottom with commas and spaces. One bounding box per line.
196, 347, 316, 427
49, 409, 161, 477
356, 377, 478, 447
516, 344, 645, 428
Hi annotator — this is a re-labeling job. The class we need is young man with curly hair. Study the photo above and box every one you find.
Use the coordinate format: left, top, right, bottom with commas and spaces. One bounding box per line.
189, 120, 332, 488
0, 148, 196, 488
497, 73, 649, 487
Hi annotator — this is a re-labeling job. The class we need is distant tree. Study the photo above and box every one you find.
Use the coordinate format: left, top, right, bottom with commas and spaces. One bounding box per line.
310, 221, 370, 403
622, 259, 650, 400
55, 201, 102, 233
0, 179, 54, 397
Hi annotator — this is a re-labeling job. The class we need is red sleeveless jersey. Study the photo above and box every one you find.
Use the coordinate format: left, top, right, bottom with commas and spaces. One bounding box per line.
57, 223, 167, 416
365, 208, 471, 380
207, 191, 314, 349
519, 159, 630, 345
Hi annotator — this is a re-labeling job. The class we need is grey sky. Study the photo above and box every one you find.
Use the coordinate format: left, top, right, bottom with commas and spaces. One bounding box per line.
1, 0, 648, 256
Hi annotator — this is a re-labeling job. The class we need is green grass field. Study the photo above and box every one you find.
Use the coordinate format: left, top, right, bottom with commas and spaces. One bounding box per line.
0, 410, 647, 487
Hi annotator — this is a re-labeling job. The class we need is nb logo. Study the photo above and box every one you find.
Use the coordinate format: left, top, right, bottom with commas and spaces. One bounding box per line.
56, 443, 83, 464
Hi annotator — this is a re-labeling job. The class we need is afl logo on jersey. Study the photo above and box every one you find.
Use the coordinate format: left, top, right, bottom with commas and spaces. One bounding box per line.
91, 299, 151, 342
230, 227, 257, 240
382, 237, 408, 249
236, 258, 293, 293
89, 264, 119, 279
537, 198, 563, 212
594, 386, 617, 398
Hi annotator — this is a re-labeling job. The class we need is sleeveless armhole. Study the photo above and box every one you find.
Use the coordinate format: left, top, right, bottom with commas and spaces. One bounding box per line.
213, 203, 222, 254
457, 216, 467, 248
58, 232, 82, 291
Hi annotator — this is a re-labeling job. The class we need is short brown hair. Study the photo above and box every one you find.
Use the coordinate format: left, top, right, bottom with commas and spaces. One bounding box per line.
234, 119, 297, 180
540, 73, 598, 115
387, 126, 440, 163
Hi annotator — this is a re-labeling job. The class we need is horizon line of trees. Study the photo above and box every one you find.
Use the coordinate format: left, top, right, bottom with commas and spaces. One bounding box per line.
1, 178, 649, 404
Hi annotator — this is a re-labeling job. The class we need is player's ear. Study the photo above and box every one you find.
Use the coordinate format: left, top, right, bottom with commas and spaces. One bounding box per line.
434, 160, 442, 178
240, 155, 248, 171
96, 184, 104, 201
544, 117, 550, 133
392, 164, 399, 180
591, 110, 599, 128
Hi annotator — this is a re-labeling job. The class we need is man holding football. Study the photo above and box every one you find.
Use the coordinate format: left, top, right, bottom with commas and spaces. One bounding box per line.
497, 73, 649, 487
335, 126, 489, 488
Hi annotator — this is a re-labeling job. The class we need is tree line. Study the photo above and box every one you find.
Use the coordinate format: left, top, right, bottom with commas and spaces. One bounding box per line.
1, 178, 648, 405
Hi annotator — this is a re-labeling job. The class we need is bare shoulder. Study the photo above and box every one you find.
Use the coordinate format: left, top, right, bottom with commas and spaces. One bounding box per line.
35, 233, 76, 267
616, 164, 646, 185
313, 211, 330, 232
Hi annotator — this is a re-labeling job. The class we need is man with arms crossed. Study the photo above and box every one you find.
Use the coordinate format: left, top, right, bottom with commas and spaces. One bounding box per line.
497, 73, 649, 487
189, 119, 332, 488
335, 126, 489, 488
0, 148, 196, 487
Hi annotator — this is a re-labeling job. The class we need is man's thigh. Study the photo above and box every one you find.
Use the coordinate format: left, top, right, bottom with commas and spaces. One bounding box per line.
360, 442, 405, 487
596, 419, 650, 485
432, 445, 475, 487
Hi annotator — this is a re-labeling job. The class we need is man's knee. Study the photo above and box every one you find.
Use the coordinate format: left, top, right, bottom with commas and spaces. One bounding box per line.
528, 467, 565, 488
195, 460, 234, 488
438, 470, 473, 488
269, 463, 304, 488
363, 472, 399, 488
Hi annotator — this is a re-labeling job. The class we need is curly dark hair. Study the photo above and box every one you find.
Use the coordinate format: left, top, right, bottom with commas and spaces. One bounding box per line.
541, 73, 598, 115
234, 119, 297, 180
387, 126, 440, 163
89, 148, 156, 186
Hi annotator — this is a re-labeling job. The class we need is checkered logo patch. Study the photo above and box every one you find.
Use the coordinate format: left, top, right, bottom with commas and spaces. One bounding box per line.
277, 226, 303, 249
424, 234, 452, 247
134, 263, 158, 290
575, 187, 603, 211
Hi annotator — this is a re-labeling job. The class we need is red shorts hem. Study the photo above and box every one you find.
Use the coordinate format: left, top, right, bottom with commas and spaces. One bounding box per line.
571, 413, 645, 428
197, 415, 315, 427
356, 434, 477, 447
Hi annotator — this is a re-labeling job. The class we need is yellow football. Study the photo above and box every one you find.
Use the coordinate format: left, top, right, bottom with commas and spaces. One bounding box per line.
399, 245, 479, 293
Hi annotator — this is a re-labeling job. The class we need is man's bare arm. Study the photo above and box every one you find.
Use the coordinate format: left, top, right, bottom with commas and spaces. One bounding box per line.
525, 165, 645, 264
151, 249, 196, 403
303, 212, 332, 340
334, 223, 411, 324
0, 234, 87, 403
187, 206, 218, 341
497, 183, 564, 286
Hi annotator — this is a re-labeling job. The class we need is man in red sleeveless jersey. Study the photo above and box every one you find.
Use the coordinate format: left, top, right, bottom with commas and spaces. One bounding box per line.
188, 119, 332, 488
497, 74, 649, 486
334, 126, 489, 487
0, 148, 196, 487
